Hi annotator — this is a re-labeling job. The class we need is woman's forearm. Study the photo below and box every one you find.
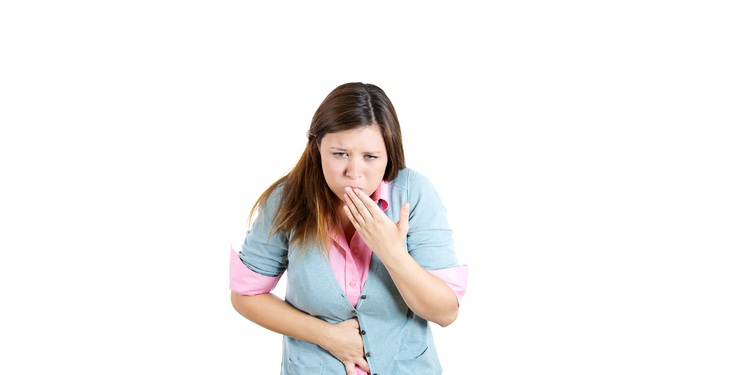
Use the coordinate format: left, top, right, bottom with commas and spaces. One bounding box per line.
230, 292, 332, 346
380, 251, 459, 327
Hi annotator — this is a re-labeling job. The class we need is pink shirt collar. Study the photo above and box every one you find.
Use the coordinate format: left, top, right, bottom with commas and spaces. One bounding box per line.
371, 179, 389, 210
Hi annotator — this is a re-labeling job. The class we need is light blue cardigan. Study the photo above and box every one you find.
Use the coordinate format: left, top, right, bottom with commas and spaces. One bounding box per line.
239, 168, 461, 374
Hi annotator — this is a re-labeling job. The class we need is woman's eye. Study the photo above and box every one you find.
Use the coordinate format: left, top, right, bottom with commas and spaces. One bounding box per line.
364, 155, 378, 160
333, 152, 347, 157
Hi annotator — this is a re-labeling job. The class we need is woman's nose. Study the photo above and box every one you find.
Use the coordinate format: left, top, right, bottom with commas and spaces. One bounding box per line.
345, 159, 361, 178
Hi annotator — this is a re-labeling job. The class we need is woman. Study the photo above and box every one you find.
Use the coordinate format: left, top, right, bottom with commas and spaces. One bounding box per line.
229, 82, 468, 374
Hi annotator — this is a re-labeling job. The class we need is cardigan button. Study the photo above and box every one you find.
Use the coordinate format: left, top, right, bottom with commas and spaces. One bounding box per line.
360, 295, 367, 299
360, 330, 366, 335
366, 352, 371, 357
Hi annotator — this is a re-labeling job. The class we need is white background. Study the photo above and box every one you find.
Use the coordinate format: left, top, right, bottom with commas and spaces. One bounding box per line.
1, 1, 748, 374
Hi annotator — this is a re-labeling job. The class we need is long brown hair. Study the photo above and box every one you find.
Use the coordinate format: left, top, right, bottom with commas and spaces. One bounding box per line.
248, 82, 406, 254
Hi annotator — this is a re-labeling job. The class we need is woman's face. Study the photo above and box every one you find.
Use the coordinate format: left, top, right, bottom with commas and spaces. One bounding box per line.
320, 126, 388, 202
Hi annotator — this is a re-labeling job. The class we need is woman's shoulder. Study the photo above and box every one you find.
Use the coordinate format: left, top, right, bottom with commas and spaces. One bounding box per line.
391, 167, 435, 190
257, 181, 286, 211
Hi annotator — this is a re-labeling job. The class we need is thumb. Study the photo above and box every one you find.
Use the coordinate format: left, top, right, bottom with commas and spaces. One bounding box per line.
398, 203, 410, 233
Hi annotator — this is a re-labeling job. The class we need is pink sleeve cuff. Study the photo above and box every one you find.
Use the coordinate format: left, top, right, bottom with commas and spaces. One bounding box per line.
229, 245, 282, 296
428, 265, 469, 305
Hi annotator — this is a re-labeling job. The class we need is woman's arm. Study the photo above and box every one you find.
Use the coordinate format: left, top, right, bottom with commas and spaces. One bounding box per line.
230, 292, 370, 374
374, 248, 459, 327
343, 187, 459, 327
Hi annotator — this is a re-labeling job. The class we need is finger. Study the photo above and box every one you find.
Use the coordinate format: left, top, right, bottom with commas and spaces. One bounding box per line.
400, 202, 410, 223
344, 187, 374, 220
356, 359, 371, 374
342, 187, 359, 211
344, 362, 356, 375
398, 202, 410, 234
342, 204, 357, 225
352, 188, 380, 216
343, 193, 363, 223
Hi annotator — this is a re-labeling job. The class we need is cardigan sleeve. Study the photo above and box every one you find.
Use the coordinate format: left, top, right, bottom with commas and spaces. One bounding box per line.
229, 187, 289, 295
229, 245, 282, 295
401, 169, 461, 269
